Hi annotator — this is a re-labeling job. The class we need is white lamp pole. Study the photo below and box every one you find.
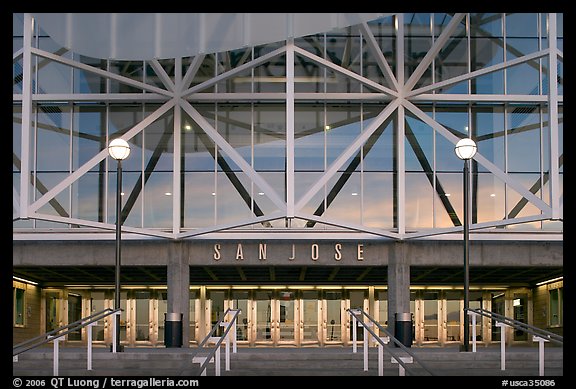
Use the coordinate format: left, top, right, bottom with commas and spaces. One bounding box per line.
454, 137, 477, 352
108, 138, 131, 352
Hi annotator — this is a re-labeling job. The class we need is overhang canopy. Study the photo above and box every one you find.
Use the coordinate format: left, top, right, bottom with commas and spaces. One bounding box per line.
30, 13, 392, 60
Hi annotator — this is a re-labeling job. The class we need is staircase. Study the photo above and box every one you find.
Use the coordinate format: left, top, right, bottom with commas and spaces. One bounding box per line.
13, 345, 563, 376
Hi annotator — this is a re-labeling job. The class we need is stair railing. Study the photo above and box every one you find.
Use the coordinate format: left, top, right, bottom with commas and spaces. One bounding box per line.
347, 308, 435, 376
466, 307, 562, 376
13, 307, 122, 375
191, 308, 241, 376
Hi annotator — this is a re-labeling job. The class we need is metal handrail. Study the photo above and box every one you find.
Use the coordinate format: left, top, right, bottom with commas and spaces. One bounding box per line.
13, 307, 122, 356
347, 308, 435, 376
466, 308, 563, 345
194, 308, 242, 375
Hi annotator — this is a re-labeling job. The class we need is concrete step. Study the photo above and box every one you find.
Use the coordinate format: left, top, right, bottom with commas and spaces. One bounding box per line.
13, 345, 563, 377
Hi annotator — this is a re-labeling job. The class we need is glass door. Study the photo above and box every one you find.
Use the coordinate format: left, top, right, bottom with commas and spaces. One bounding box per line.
206, 290, 227, 337
277, 290, 296, 345
422, 291, 439, 343
254, 290, 274, 345
230, 290, 250, 344
513, 292, 528, 341
323, 290, 343, 345
133, 290, 151, 344
444, 291, 461, 343
90, 291, 106, 342
157, 290, 167, 345
348, 290, 367, 342
67, 293, 82, 341
300, 290, 320, 345
491, 292, 505, 341
45, 291, 61, 333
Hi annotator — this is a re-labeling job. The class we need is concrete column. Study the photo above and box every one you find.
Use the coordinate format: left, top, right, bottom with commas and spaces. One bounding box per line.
167, 241, 190, 346
387, 242, 410, 339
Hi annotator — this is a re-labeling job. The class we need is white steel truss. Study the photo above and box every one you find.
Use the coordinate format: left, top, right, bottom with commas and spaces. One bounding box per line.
13, 13, 563, 241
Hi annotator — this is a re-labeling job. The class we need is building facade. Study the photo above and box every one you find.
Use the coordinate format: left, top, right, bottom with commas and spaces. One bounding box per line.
13, 13, 563, 348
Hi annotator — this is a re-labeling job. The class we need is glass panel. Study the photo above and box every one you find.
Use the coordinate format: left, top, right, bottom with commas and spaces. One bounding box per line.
278, 291, 295, 341
254, 290, 273, 342
45, 292, 60, 332
295, 104, 324, 172
405, 111, 434, 172
470, 291, 483, 341
377, 290, 388, 327
549, 288, 559, 326
435, 24, 468, 93
325, 291, 342, 342
37, 37, 72, 94
143, 171, 172, 228
14, 288, 25, 326
507, 105, 540, 172
73, 105, 107, 172
253, 104, 285, 171
506, 62, 540, 95
208, 290, 226, 337
134, 290, 150, 341
302, 291, 319, 342
231, 291, 249, 341
472, 104, 505, 172
189, 290, 198, 342
513, 293, 528, 341
326, 106, 361, 167
476, 173, 506, 223
349, 291, 365, 341
108, 105, 144, 173
183, 172, 214, 228
445, 291, 460, 341
36, 105, 71, 172
434, 172, 461, 228
72, 172, 105, 222
67, 294, 82, 341
109, 60, 144, 93
158, 291, 167, 343
73, 55, 107, 93
216, 170, 252, 225
363, 172, 394, 229
324, 171, 361, 225
406, 172, 433, 229
90, 291, 105, 341
491, 292, 505, 341
253, 53, 286, 93
119, 292, 128, 342
423, 291, 439, 341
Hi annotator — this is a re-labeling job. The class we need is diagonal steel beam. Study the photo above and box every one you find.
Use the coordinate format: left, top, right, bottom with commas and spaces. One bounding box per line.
180, 99, 286, 212
404, 13, 466, 92
295, 99, 399, 212
402, 99, 551, 214
404, 120, 461, 226
29, 100, 176, 214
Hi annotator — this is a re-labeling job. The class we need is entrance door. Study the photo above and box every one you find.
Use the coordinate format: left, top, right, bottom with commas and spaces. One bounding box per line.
300, 290, 320, 345
253, 290, 296, 345
277, 290, 296, 345
322, 290, 344, 345
254, 290, 274, 345
230, 290, 250, 344
347, 290, 368, 342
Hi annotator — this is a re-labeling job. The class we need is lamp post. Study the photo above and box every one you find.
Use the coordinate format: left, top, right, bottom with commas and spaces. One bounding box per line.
108, 138, 131, 352
454, 137, 477, 352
